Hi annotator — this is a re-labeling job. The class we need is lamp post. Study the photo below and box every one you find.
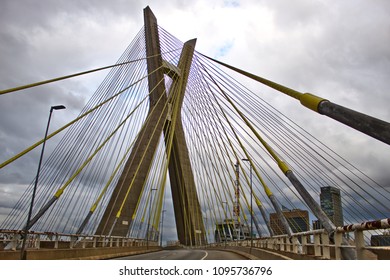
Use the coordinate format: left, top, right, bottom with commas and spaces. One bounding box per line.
222, 201, 228, 247
204, 217, 208, 246
147, 188, 157, 249
20, 105, 66, 260
160, 209, 166, 247
242, 158, 253, 250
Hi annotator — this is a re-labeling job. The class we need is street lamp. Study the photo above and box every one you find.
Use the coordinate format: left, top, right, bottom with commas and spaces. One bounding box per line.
222, 201, 228, 247
147, 188, 157, 249
20, 105, 66, 260
160, 209, 166, 247
242, 158, 253, 250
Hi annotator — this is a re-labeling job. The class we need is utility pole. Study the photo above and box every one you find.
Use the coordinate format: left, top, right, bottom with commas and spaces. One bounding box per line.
242, 158, 253, 249
234, 161, 241, 241
20, 105, 66, 260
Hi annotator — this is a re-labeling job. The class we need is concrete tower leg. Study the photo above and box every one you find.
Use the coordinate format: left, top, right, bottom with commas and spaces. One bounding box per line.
95, 6, 168, 236
163, 39, 206, 246
96, 7, 205, 246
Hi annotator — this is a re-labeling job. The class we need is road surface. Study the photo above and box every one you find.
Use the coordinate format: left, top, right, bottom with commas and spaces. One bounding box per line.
112, 249, 248, 260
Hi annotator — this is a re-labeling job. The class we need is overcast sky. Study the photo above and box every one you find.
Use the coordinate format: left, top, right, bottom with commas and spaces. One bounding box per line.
1, 0, 390, 242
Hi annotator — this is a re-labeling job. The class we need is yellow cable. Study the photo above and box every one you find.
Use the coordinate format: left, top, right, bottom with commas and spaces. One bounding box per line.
0, 60, 144, 95
0, 73, 152, 169
89, 133, 138, 213
54, 96, 148, 199
0, 49, 181, 95
115, 77, 172, 218
201, 54, 327, 112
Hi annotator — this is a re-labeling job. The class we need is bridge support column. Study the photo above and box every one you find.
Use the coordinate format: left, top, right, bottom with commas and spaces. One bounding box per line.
291, 236, 298, 254
285, 237, 291, 253
334, 231, 342, 260
95, 6, 205, 246
163, 38, 206, 246
321, 232, 330, 259
95, 6, 169, 237
301, 236, 308, 255
314, 233, 321, 257
354, 230, 365, 260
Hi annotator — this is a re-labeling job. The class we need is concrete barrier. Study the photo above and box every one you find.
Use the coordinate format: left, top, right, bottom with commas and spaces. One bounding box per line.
0, 246, 161, 260
224, 246, 292, 260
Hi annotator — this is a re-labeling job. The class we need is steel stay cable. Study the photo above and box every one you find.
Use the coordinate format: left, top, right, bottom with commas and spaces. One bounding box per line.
132, 108, 177, 237
2, 47, 166, 232
30, 53, 151, 231
0, 59, 140, 95
130, 155, 158, 237
146, 79, 184, 236
190, 56, 270, 238
114, 51, 184, 236
151, 141, 169, 231
130, 86, 177, 235
0, 44, 181, 96
192, 55, 316, 235
0, 59, 151, 229
76, 43, 183, 233
207, 79, 326, 234
186, 63, 247, 228
201, 56, 390, 219
185, 93, 218, 241
114, 75, 175, 221
197, 53, 388, 223
182, 110, 231, 237
199, 61, 299, 237
207, 68, 358, 257
158, 37, 209, 243
215, 73, 387, 219
76, 111, 149, 234
56, 55, 148, 232
153, 56, 191, 231
181, 100, 224, 241
21, 37, 181, 234
95, 74, 171, 235
186, 60, 274, 235
238, 119, 379, 225
190, 62, 266, 235
184, 106, 235, 225
183, 92, 233, 200
166, 73, 202, 245
220, 110, 298, 224
26, 89, 152, 230
0, 71, 154, 170
201, 53, 390, 144
184, 86, 235, 221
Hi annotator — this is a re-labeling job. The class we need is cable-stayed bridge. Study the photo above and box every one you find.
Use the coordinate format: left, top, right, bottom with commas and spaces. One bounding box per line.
0, 7, 389, 260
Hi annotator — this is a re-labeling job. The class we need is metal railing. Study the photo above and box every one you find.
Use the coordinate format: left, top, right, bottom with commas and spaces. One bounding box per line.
211, 218, 390, 260
1, 218, 389, 259
0, 230, 157, 251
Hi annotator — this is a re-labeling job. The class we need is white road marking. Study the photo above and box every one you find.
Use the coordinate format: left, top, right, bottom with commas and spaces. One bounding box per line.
200, 250, 208, 260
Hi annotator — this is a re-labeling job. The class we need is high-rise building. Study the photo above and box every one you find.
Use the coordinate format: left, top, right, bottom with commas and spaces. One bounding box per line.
214, 219, 250, 242
371, 235, 390, 246
270, 208, 309, 235
320, 186, 344, 227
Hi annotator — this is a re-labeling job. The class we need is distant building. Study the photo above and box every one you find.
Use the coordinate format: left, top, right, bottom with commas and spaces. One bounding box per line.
270, 208, 309, 235
214, 219, 249, 242
320, 186, 344, 227
371, 235, 390, 246
312, 219, 322, 230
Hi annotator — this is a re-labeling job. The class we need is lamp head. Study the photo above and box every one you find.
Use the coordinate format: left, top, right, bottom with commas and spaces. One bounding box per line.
51, 105, 66, 110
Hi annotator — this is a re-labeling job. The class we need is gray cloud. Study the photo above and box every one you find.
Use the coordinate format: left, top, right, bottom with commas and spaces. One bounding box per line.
1, 0, 389, 242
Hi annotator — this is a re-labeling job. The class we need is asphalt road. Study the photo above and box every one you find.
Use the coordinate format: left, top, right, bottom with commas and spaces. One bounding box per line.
112, 249, 248, 260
